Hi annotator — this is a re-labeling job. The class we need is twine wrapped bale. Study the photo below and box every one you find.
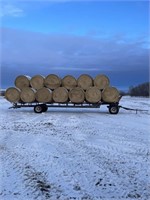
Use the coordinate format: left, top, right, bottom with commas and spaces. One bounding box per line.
44, 74, 61, 89
20, 87, 36, 103
5, 87, 21, 103
62, 75, 77, 90
30, 75, 45, 90
53, 87, 68, 103
69, 87, 85, 103
102, 86, 120, 103
94, 74, 110, 90
15, 75, 31, 90
85, 87, 101, 103
35, 87, 52, 103
77, 74, 93, 90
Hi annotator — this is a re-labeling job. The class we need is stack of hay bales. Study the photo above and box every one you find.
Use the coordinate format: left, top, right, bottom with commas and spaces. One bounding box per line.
5, 74, 120, 104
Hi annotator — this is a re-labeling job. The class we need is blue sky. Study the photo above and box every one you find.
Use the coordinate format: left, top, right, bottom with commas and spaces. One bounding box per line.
2, 1, 149, 37
0, 0, 149, 90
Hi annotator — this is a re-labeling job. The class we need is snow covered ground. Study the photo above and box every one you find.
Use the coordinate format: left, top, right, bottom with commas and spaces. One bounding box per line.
0, 96, 150, 200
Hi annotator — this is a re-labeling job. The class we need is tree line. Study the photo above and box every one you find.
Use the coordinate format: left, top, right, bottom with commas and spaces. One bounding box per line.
120, 82, 150, 97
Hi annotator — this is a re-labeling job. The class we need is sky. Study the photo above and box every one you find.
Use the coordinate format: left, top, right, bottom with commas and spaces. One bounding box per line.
0, 0, 149, 90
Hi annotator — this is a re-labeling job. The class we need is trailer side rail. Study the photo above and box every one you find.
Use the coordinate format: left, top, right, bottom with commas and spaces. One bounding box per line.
9, 101, 120, 114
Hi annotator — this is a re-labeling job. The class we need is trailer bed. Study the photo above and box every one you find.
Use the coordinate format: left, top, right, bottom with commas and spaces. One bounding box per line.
9, 101, 120, 114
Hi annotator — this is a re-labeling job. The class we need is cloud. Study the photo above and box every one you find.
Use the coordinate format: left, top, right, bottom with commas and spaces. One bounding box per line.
0, 27, 149, 89
1, 28, 149, 70
0, 4, 24, 17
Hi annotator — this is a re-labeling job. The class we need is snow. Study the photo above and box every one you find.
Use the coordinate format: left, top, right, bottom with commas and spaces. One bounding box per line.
0, 96, 150, 200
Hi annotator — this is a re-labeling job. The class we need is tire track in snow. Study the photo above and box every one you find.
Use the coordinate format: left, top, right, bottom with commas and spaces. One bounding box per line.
0, 143, 65, 200
1, 97, 150, 199
60, 138, 150, 199
52, 114, 150, 199
0, 146, 28, 199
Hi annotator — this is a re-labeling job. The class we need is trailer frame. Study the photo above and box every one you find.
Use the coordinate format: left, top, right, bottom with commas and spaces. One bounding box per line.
9, 101, 120, 114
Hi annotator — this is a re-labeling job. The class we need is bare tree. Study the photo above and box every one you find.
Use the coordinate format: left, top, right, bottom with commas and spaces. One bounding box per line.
129, 82, 150, 97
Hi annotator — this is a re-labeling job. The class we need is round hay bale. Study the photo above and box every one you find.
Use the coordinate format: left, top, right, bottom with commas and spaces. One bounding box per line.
94, 74, 110, 90
44, 74, 61, 89
69, 87, 85, 103
5, 87, 21, 103
85, 87, 101, 103
20, 87, 36, 103
77, 74, 93, 90
62, 75, 77, 90
35, 87, 52, 103
102, 86, 120, 103
15, 75, 31, 90
53, 87, 68, 103
30, 75, 45, 90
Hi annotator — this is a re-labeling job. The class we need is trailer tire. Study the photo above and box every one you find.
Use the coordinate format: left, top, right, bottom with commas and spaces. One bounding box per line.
109, 105, 119, 114
34, 105, 43, 113
42, 104, 48, 112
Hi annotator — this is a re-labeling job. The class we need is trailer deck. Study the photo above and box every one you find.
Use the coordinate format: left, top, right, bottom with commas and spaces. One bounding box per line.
9, 101, 120, 114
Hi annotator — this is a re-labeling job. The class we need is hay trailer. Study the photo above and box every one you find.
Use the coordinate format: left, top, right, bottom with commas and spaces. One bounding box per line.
9, 100, 121, 114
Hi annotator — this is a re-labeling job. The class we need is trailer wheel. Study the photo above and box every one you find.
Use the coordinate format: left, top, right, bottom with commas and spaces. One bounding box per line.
34, 105, 43, 113
42, 104, 48, 112
109, 105, 119, 114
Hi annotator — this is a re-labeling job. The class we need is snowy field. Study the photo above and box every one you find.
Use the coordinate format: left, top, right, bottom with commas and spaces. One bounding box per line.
0, 96, 150, 200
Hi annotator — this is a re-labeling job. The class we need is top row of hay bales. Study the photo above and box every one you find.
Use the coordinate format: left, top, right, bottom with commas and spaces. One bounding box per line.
15, 74, 110, 91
